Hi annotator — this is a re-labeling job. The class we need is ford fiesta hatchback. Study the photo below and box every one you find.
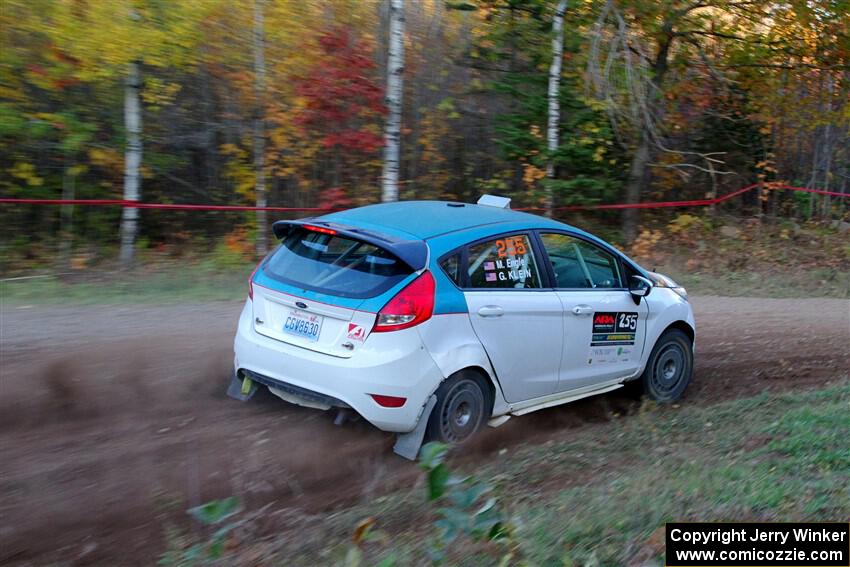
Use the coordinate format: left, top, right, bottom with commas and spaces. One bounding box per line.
229, 196, 695, 458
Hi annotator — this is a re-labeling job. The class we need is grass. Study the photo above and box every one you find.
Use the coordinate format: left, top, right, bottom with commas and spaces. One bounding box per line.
2, 260, 847, 307
0, 261, 254, 305
213, 379, 850, 566
4, 215, 849, 305
662, 266, 850, 299
3, 213, 848, 304
509, 384, 849, 566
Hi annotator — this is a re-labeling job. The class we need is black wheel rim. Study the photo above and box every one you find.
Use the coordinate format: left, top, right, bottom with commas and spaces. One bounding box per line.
439, 380, 483, 443
650, 343, 687, 396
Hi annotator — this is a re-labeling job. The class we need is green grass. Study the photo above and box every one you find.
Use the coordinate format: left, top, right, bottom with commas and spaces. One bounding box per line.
664, 267, 850, 299
0, 262, 254, 305
2, 259, 846, 306
511, 384, 850, 566
224, 379, 850, 566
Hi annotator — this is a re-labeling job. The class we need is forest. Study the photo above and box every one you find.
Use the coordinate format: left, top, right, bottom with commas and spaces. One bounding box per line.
1, 0, 848, 269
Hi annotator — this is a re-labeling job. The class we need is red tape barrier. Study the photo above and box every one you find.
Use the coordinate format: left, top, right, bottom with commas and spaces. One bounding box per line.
541, 184, 847, 212
0, 183, 846, 212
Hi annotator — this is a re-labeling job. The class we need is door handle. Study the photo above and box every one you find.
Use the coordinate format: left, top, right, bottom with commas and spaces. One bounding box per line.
571, 305, 594, 316
477, 305, 504, 318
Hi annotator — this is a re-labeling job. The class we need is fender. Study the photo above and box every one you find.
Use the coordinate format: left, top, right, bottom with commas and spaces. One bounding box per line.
638, 289, 696, 375
416, 314, 510, 416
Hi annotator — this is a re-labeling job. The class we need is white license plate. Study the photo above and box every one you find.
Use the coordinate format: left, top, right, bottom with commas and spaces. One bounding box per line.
282, 310, 323, 342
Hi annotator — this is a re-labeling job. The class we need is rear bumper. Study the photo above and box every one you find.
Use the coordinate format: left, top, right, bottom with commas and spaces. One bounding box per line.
240, 369, 351, 408
233, 301, 443, 432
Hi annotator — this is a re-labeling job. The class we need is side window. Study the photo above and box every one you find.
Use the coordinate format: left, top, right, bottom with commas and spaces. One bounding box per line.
539, 233, 622, 289
466, 234, 542, 289
439, 253, 462, 286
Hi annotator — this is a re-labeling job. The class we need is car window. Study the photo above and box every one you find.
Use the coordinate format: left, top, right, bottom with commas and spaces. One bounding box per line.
440, 253, 462, 286
263, 227, 412, 298
539, 233, 622, 289
466, 234, 542, 289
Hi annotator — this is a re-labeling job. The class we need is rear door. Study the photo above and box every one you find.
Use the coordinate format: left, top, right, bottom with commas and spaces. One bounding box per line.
252, 227, 413, 358
537, 232, 648, 390
461, 232, 563, 402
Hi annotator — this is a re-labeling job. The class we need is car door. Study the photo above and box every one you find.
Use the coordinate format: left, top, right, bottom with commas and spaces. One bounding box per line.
537, 232, 648, 391
461, 232, 564, 403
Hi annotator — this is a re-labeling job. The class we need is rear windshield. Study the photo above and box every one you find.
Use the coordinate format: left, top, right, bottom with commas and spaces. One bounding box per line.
262, 227, 413, 299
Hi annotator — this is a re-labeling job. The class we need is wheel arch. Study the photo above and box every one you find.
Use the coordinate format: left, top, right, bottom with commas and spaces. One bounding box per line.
417, 316, 510, 417
663, 320, 695, 344
449, 365, 497, 416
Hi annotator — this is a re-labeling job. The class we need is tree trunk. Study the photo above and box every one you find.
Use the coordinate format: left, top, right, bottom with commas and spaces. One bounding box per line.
381, 0, 405, 202
59, 159, 75, 268
119, 60, 142, 265
253, 0, 268, 256
621, 34, 671, 242
545, 0, 568, 217
623, 130, 650, 242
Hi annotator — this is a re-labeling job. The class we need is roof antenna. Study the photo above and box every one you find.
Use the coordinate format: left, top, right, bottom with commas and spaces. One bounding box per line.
477, 194, 511, 209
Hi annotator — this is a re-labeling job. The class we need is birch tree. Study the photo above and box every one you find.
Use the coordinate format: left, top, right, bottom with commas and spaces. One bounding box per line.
253, 0, 268, 255
381, 0, 405, 202
39, 1, 204, 263
119, 59, 142, 264
545, 0, 568, 217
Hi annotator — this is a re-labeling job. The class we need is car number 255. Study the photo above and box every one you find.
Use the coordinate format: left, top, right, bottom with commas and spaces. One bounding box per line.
619, 313, 638, 331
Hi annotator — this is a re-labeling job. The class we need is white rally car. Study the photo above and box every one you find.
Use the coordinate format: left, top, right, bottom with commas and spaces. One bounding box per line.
229, 196, 695, 458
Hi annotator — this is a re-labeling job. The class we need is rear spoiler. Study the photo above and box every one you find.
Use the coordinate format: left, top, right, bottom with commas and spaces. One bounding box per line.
272, 219, 428, 271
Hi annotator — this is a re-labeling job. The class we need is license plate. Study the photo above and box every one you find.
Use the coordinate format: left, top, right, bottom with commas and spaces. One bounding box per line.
282, 309, 323, 342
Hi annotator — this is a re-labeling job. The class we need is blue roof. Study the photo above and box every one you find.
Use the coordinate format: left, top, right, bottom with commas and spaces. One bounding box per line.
314, 199, 649, 278
319, 200, 565, 240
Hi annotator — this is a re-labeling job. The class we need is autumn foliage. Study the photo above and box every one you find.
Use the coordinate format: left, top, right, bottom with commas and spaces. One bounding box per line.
0, 0, 847, 268
295, 26, 385, 154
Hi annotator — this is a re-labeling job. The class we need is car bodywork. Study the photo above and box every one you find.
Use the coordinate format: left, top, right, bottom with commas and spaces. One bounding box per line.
232, 200, 695, 458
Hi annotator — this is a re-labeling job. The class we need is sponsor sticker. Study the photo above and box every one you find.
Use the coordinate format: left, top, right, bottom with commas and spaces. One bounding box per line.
587, 345, 634, 365
591, 311, 639, 347
347, 323, 367, 342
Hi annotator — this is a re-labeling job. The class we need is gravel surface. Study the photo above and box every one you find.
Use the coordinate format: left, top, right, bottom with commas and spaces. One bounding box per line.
1, 296, 848, 565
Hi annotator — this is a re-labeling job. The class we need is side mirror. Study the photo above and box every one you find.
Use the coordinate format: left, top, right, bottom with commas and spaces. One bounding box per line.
629, 275, 653, 302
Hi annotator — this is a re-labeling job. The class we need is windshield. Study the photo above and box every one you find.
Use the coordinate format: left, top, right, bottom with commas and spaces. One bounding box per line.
262, 227, 413, 299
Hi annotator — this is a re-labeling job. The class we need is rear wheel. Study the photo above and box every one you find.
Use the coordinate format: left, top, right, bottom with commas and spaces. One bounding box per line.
426, 371, 489, 444
639, 329, 693, 402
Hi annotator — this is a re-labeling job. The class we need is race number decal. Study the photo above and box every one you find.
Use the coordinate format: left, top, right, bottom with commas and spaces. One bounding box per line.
618, 312, 638, 331
591, 311, 639, 347
495, 236, 527, 258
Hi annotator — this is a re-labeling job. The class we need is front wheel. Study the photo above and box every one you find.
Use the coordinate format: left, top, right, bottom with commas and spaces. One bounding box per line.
426, 371, 489, 444
639, 329, 693, 402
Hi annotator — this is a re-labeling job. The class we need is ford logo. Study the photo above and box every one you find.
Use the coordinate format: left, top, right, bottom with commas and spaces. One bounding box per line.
295, 301, 308, 309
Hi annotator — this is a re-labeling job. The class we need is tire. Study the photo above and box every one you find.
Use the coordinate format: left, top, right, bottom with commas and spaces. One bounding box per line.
639, 329, 693, 402
426, 371, 489, 444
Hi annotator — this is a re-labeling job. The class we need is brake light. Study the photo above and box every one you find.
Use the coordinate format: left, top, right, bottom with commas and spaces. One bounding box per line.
248, 262, 261, 300
303, 224, 337, 236
372, 271, 435, 332
370, 394, 407, 408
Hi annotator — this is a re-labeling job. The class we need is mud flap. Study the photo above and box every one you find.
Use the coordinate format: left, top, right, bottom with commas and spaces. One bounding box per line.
393, 394, 437, 461
226, 372, 258, 401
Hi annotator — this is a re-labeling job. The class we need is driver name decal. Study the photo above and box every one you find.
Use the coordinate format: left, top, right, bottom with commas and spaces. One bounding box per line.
485, 254, 532, 282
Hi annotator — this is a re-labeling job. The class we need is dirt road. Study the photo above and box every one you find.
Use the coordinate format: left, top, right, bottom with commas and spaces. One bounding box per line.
1, 296, 848, 565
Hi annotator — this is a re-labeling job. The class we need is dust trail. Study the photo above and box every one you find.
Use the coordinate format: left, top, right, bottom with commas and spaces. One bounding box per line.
1, 296, 847, 565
